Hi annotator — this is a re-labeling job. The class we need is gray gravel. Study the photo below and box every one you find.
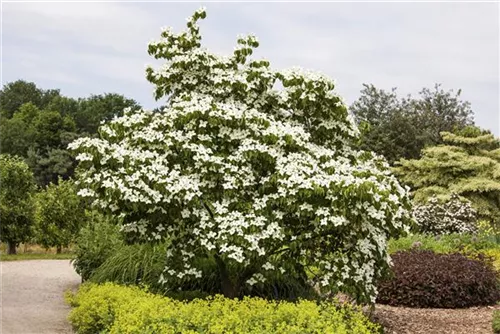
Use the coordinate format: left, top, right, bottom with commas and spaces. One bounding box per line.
1, 260, 81, 334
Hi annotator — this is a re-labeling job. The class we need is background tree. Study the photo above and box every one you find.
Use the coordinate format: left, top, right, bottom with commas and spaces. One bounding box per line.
351, 84, 475, 164
27, 148, 76, 186
35, 178, 86, 253
45, 95, 79, 117
0, 102, 79, 186
70, 8, 412, 303
394, 126, 500, 225
413, 86, 474, 144
73, 93, 140, 134
0, 80, 60, 118
0, 80, 140, 186
0, 154, 37, 254
0, 103, 38, 157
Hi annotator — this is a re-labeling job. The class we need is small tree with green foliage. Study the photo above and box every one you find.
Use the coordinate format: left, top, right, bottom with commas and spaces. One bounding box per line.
35, 178, 86, 253
0, 154, 37, 254
395, 126, 500, 225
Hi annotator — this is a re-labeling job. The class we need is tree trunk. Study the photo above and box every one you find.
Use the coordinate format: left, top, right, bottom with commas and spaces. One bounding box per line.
56, 245, 62, 254
7, 242, 16, 255
215, 255, 239, 298
220, 274, 239, 299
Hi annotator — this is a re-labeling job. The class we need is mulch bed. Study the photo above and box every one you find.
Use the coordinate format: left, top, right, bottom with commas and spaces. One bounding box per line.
373, 303, 500, 334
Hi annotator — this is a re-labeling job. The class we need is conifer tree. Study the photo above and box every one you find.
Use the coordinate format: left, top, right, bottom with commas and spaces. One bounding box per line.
395, 126, 500, 225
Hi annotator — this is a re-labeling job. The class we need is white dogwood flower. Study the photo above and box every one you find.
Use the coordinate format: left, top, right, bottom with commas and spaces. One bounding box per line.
69, 7, 413, 304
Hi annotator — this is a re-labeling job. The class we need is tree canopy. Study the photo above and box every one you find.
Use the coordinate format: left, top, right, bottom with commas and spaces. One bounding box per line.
70, 8, 412, 303
73, 94, 140, 134
351, 84, 475, 164
0, 80, 140, 186
0, 80, 60, 119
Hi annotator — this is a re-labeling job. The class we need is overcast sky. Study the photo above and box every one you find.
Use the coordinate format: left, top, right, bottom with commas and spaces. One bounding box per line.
3, 1, 499, 134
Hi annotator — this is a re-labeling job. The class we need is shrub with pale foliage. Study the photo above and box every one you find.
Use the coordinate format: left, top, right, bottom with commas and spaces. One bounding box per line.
69, 8, 412, 303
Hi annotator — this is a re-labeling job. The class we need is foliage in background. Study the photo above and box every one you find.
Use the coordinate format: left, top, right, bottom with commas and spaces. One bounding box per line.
351, 84, 474, 164
0, 80, 60, 119
412, 194, 478, 235
0, 80, 140, 186
395, 126, 500, 225
72, 211, 123, 281
1, 102, 78, 186
0, 154, 37, 254
377, 250, 500, 308
73, 93, 140, 134
35, 178, 87, 253
388, 230, 500, 271
388, 232, 498, 254
474, 248, 500, 271
66, 283, 381, 334
69, 8, 413, 303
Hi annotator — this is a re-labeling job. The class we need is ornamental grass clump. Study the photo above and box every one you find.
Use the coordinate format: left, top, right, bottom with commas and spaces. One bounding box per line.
90, 241, 317, 301
377, 250, 500, 308
69, 7, 413, 304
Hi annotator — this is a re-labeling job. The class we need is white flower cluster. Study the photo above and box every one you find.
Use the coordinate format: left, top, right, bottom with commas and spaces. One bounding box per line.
413, 194, 478, 235
69, 8, 413, 304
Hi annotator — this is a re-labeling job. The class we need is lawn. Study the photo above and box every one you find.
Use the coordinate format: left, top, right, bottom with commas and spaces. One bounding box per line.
0, 243, 74, 261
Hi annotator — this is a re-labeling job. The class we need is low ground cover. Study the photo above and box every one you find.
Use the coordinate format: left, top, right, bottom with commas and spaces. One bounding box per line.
66, 283, 381, 334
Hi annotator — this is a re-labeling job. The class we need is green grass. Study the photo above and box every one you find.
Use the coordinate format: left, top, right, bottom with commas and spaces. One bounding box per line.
388, 233, 499, 254
1, 253, 75, 261
493, 310, 500, 333
0, 242, 75, 261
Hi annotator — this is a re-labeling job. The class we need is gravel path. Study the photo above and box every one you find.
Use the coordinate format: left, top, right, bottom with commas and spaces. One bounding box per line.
1, 260, 498, 333
374, 303, 500, 334
1, 260, 81, 334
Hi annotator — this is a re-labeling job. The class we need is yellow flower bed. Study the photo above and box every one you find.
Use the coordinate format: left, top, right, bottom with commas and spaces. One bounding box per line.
66, 283, 380, 334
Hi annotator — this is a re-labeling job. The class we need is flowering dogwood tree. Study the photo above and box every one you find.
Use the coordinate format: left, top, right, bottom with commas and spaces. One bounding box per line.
69, 8, 412, 303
